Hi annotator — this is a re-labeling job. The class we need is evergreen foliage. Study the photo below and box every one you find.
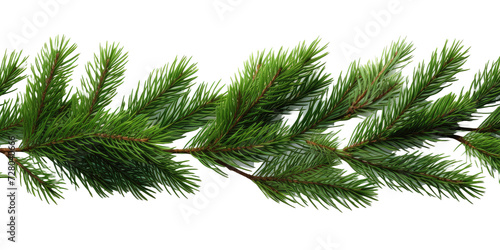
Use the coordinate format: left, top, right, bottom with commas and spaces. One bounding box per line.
1, 36, 500, 211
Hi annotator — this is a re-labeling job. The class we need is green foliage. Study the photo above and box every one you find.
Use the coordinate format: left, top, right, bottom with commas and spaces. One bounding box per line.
76, 42, 127, 118
0, 50, 27, 96
21, 35, 78, 147
289, 39, 413, 140
5, 37, 205, 203
337, 150, 483, 201
253, 148, 377, 210
462, 132, 500, 177
190, 121, 291, 175
188, 39, 329, 174
347, 41, 469, 151
10, 154, 65, 203
1, 37, 500, 211
478, 104, 500, 132
127, 56, 198, 118
469, 57, 500, 108
460, 102, 500, 177
156, 82, 223, 143
0, 97, 23, 144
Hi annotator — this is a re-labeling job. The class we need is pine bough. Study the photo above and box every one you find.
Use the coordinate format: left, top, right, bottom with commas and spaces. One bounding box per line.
1, 36, 499, 210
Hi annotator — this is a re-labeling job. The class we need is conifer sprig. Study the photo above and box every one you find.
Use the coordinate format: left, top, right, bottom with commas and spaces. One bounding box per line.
0, 50, 27, 96
0, 97, 23, 144
346, 40, 469, 151
289, 39, 414, 141
154, 82, 223, 143
335, 149, 483, 201
2, 151, 65, 203
2, 37, 204, 202
1, 37, 500, 211
451, 59, 500, 177
457, 106, 500, 177
186, 39, 330, 174
468, 58, 500, 109
127, 56, 198, 118
300, 41, 485, 202
251, 144, 377, 210
77, 42, 127, 119
21, 35, 79, 147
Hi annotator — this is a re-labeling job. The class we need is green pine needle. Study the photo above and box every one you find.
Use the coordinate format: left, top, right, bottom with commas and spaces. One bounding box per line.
1, 37, 500, 209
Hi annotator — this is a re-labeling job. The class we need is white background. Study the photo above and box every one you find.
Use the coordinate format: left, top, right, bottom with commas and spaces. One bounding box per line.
1, 0, 500, 249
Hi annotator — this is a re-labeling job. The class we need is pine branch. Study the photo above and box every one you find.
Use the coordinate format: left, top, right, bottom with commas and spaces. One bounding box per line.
76, 42, 127, 119
346, 40, 468, 151
289, 40, 487, 203
155, 82, 224, 143
2, 152, 65, 203
22, 112, 199, 198
0, 50, 27, 96
127, 56, 197, 117
0, 98, 23, 144
249, 150, 377, 210
53, 152, 198, 199
476, 104, 500, 133
187, 39, 329, 173
425, 58, 500, 176
338, 151, 483, 201
344, 93, 474, 152
455, 132, 500, 177
289, 39, 414, 140
3, 37, 500, 210
188, 121, 290, 175
468, 57, 500, 109
21, 35, 78, 147
8, 40, 207, 201
305, 139, 483, 201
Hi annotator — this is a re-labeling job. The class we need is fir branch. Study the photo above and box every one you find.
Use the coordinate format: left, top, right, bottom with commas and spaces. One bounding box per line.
0, 98, 23, 144
2, 152, 65, 203
289, 39, 413, 140
0, 50, 28, 96
346, 93, 474, 152
53, 152, 198, 199
337, 151, 483, 201
186, 39, 329, 172
127, 56, 197, 117
3, 37, 500, 210
77, 42, 127, 119
18, 109, 200, 197
21, 35, 78, 147
210, 66, 282, 147
468, 57, 500, 108
342, 39, 413, 117
455, 132, 500, 177
476, 104, 500, 133
154, 81, 224, 143
6, 47, 203, 198
346, 40, 468, 150
305, 139, 483, 201
249, 151, 377, 210
189, 121, 290, 174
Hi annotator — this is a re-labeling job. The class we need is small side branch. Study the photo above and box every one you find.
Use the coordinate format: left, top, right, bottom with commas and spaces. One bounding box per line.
448, 134, 500, 157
